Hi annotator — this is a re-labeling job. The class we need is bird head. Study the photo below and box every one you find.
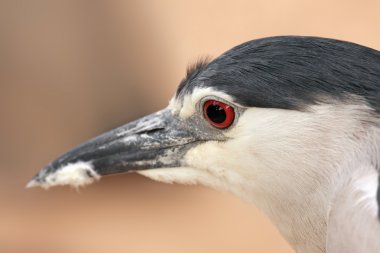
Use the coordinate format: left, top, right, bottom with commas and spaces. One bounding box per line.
28, 36, 380, 251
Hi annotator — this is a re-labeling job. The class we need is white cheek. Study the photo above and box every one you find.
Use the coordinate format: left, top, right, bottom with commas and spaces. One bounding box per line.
182, 103, 377, 203
183, 140, 258, 200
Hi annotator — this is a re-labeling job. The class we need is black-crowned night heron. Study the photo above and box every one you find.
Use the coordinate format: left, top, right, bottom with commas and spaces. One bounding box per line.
28, 36, 380, 253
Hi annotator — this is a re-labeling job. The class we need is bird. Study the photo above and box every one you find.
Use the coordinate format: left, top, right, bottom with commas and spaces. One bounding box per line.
27, 36, 380, 253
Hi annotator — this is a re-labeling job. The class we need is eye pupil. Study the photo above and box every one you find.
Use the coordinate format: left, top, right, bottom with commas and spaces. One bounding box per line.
203, 99, 235, 129
206, 104, 226, 123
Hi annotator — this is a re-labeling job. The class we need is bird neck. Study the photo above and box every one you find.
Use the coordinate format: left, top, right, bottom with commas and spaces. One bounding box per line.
239, 137, 378, 253
231, 158, 370, 253
229, 174, 331, 253
252, 175, 333, 253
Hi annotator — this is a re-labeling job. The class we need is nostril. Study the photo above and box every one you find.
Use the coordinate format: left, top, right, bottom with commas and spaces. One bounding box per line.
135, 127, 165, 135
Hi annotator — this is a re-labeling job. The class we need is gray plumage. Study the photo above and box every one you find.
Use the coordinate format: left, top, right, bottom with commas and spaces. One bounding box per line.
178, 36, 380, 112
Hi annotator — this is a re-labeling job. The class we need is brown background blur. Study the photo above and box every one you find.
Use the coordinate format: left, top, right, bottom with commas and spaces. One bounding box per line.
1, 1, 380, 252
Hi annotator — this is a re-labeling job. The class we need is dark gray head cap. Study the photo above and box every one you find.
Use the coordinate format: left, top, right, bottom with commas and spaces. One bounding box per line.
176, 36, 380, 112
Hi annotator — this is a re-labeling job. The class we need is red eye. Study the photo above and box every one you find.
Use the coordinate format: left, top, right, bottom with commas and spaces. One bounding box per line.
203, 100, 235, 129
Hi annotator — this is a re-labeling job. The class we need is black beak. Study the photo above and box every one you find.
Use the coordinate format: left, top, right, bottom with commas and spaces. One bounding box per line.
27, 108, 199, 188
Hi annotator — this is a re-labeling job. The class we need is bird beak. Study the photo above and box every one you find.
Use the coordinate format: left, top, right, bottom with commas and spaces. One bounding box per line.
27, 108, 198, 189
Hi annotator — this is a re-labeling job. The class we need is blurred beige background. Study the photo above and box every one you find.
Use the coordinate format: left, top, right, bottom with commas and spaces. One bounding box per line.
1, 1, 380, 252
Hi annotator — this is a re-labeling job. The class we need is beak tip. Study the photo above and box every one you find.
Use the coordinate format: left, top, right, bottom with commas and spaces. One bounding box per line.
26, 179, 39, 189
27, 161, 101, 190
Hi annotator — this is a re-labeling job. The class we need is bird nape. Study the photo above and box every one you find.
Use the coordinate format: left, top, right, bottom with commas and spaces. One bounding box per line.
28, 36, 380, 253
